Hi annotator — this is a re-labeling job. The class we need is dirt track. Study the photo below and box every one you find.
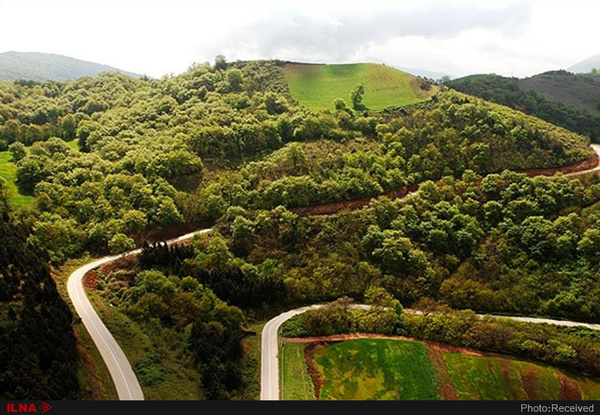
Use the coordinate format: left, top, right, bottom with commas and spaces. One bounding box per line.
292, 149, 600, 217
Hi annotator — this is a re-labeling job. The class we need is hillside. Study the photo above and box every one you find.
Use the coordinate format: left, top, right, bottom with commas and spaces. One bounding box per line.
447, 71, 600, 141
520, 71, 600, 116
0, 51, 141, 81
282, 62, 438, 110
569, 53, 600, 74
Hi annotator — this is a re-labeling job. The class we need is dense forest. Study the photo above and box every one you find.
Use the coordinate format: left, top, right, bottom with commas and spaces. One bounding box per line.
446, 72, 600, 142
1, 57, 599, 400
210, 170, 600, 323
0, 179, 79, 399
0, 59, 592, 264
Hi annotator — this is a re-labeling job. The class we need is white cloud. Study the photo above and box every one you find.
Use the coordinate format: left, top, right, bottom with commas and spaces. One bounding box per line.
0, 0, 598, 78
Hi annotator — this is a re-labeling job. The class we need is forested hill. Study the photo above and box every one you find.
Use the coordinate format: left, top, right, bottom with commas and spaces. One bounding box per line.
0, 180, 79, 399
0, 58, 593, 263
0, 51, 141, 81
446, 71, 600, 141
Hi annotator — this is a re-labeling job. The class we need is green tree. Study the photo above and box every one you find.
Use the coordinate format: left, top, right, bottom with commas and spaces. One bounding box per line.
108, 233, 136, 255
350, 84, 365, 109
8, 141, 26, 161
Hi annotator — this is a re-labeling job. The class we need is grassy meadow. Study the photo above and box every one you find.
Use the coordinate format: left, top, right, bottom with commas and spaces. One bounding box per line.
282, 63, 438, 110
282, 339, 600, 400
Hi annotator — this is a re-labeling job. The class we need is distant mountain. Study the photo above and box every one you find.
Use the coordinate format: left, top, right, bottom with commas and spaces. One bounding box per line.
447, 70, 600, 141
394, 66, 453, 81
569, 53, 600, 74
0, 51, 142, 81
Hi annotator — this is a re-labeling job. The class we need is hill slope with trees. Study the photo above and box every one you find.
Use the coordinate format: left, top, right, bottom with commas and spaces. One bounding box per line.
447, 71, 600, 141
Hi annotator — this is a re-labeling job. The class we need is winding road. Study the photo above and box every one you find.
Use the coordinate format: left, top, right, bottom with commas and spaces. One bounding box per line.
66, 229, 211, 400
66, 144, 600, 401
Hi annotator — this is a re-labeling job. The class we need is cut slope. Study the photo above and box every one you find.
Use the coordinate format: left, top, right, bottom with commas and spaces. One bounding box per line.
0, 51, 141, 81
283, 63, 438, 110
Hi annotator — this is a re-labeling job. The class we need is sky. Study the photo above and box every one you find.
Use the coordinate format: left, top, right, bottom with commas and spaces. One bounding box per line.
0, 0, 598, 78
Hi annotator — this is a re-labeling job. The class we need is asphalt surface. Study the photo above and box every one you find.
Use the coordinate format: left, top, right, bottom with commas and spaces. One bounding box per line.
66, 228, 211, 401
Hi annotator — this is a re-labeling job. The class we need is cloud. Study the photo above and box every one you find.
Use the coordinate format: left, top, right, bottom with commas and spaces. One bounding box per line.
212, 1, 534, 62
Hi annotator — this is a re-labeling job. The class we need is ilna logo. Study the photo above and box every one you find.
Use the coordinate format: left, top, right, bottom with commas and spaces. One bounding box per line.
6, 403, 52, 413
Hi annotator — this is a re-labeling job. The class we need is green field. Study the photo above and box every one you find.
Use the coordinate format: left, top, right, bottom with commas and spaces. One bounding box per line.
443, 353, 600, 400
281, 343, 316, 400
314, 339, 441, 400
283, 339, 600, 400
0, 150, 33, 207
283, 63, 438, 110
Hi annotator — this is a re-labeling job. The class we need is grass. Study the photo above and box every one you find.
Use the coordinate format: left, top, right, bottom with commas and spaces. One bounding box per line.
443, 353, 600, 400
282, 338, 600, 400
283, 63, 438, 111
0, 150, 33, 207
281, 343, 315, 400
235, 321, 264, 400
313, 339, 441, 400
87, 290, 202, 400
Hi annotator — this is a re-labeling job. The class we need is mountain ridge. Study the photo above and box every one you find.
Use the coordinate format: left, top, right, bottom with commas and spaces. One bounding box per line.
0, 51, 142, 81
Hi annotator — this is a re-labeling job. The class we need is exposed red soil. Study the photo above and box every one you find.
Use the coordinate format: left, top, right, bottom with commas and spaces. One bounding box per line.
98, 255, 137, 276
303, 342, 327, 400
425, 344, 459, 400
292, 153, 599, 217
292, 184, 418, 216
518, 153, 599, 177
75, 331, 104, 399
521, 368, 540, 400
82, 269, 99, 291
557, 373, 582, 400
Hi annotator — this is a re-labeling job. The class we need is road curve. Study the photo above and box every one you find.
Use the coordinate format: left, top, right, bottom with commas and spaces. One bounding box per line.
66, 228, 211, 400
261, 305, 600, 400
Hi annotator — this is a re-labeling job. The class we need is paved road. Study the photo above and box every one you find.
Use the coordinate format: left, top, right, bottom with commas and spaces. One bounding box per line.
260, 305, 600, 400
66, 228, 211, 401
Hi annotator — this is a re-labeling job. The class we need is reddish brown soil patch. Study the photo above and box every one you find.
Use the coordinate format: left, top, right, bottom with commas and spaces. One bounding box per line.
75, 331, 104, 399
557, 374, 582, 400
425, 344, 459, 400
292, 184, 418, 216
521, 369, 539, 400
282, 333, 415, 343
98, 255, 137, 276
519, 153, 599, 178
304, 342, 328, 400
82, 269, 98, 291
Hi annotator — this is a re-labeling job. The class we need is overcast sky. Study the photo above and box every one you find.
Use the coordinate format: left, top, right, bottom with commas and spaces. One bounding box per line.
0, 0, 598, 78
